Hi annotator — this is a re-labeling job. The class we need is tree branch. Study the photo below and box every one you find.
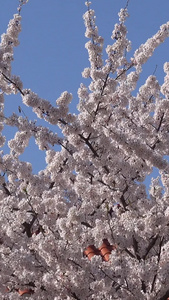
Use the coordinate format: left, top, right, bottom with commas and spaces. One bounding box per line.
79, 134, 99, 157
1, 72, 24, 96
142, 234, 159, 260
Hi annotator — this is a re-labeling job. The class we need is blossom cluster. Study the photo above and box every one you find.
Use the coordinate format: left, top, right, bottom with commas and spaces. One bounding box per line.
1, 1, 169, 300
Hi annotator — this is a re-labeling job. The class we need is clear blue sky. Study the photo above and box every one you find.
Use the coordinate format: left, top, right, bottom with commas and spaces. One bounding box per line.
1, 0, 169, 182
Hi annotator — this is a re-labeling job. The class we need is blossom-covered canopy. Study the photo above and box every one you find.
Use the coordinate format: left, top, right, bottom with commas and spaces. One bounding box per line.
0, 1, 169, 299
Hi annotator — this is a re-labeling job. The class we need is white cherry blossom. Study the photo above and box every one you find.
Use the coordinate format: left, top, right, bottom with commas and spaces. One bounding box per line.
1, 1, 169, 299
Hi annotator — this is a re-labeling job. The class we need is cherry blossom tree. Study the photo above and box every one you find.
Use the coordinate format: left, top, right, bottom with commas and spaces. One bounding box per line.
1, 0, 169, 299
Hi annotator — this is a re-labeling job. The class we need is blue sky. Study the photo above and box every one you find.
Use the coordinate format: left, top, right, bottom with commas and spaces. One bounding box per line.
1, 0, 169, 185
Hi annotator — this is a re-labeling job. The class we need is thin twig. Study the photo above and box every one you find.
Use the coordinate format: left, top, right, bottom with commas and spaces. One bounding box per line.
153, 64, 158, 75
115, 63, 134, 81
1, 72, 24, 96
124, 0, 130, 9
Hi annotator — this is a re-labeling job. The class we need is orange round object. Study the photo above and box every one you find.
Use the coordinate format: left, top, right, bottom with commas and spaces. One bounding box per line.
84, 239, 116, 262
99, 246, 111, 261
99, 239, 113, 261
84, 245, 99, 260
18, 288, 33, 296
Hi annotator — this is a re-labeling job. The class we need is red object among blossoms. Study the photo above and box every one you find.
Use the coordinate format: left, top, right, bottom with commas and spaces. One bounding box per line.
99, 239, 116, 262
84, 239, 116, 261
84, 244, 100, 260
18, 288, 34, 296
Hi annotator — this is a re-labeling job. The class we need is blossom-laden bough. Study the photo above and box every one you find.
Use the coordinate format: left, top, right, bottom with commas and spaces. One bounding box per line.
1, 0, 169, 299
